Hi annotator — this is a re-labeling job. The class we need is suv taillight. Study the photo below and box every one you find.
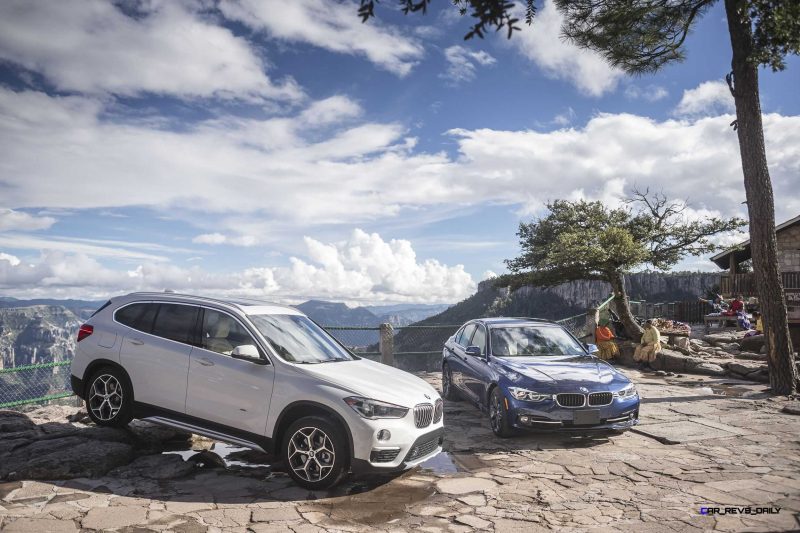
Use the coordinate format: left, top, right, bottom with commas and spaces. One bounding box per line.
77, 324, 94, 342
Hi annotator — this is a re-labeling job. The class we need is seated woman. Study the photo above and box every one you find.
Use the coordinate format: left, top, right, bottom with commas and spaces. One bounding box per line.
633, 320, 662, 370
594, 319, 619, 361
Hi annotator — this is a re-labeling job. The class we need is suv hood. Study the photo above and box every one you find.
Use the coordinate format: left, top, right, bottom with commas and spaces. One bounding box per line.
493, 355, 625, 390
291, 358, 440, 407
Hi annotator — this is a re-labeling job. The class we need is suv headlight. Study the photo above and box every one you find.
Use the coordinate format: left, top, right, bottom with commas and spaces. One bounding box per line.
615, 384, 638, 398
344, 397, 409, 419
508, 387, 550, 402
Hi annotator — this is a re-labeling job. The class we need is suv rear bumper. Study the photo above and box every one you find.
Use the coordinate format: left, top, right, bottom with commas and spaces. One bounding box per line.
71, 374, 84, 399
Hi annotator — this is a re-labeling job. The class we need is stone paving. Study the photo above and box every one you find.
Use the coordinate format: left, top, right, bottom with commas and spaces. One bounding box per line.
2, 370, 800, 532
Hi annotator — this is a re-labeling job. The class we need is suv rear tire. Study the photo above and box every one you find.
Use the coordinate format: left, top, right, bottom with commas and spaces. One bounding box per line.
282, 416, 348, 490
85, 366, 134, 427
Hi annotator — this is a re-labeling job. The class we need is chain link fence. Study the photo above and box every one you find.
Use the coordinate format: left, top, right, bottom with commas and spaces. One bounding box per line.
0, 362, 74, 408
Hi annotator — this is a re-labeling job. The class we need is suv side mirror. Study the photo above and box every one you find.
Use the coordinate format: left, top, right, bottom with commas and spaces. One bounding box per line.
465, 345, 481, 357
231, 344, 267, 364
585, 343, 600, 355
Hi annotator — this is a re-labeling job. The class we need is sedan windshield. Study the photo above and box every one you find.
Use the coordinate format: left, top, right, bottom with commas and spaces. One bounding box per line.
248, 314, 355, 363
491, 326, 585, 357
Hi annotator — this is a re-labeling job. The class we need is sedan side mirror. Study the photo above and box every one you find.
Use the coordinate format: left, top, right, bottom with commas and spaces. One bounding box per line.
465, 345, 481, 357
585, 343, 600, 355
231, 344, 267, 364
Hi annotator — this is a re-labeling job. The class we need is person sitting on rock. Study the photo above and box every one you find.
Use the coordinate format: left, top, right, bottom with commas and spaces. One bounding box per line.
744, 311, 763, 337
633, 319, 662, 370
698, 295, 726, 314
594, 319, 619, 361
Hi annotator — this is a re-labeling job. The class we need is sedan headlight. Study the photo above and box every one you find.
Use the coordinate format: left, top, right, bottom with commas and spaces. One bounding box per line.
615, 384, 638, 398
507, 387, 551, 402
344, 397, 409, 419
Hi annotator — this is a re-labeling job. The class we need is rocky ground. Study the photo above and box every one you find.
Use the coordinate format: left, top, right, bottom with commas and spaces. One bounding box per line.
2, 370, 800, 532
615, 325, 777, 383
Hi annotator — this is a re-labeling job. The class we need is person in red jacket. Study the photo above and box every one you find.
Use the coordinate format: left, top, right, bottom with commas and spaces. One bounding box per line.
595, 319, 618, 360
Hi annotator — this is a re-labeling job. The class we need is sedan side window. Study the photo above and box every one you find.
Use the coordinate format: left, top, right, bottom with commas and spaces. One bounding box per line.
470, 324, 486, 355
202, 309, 258, 356
151, 304, 199, 345
457, 324, 477, 347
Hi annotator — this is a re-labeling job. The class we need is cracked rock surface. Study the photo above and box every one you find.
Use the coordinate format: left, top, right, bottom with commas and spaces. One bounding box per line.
2, 370, 799, 532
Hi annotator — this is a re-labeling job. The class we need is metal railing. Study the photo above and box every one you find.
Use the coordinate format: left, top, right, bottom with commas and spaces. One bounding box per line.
0, 361, 74, 408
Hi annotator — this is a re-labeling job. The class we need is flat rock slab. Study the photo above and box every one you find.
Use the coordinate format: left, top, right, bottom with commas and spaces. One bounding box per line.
633, 419, 748, 444
435, 476, 497, 495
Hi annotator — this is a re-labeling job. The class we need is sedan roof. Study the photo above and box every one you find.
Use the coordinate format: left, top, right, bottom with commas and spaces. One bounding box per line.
477, 317, 558, 327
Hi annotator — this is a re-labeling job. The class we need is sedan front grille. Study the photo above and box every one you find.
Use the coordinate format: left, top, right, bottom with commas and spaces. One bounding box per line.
414, 403, 433, 428
588, 392, 613, 406
556, 393, 585, 407
433, 398, 443, 424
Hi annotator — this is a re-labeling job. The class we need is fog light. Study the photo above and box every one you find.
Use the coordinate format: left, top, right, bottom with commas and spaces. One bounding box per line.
377, 429, 391, 441
520, 416, 530, 423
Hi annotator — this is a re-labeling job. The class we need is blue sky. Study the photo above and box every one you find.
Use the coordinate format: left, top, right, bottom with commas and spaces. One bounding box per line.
0, 0, 798, 304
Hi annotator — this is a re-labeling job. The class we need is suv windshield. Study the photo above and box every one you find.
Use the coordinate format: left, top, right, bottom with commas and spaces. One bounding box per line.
491, 326, 585, 357
248, 314, 355, 363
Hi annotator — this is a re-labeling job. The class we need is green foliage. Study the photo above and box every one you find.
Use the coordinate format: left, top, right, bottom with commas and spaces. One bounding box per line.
555, 0, 714, 73
748, 0, 800, 70
359, 0, 798, 71
358, 0, 535, 40
502, 190, 746, 289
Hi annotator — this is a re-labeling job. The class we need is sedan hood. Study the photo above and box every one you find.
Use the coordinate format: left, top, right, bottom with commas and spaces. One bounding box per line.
492, 355, 626, 391
291, 358, 440, 407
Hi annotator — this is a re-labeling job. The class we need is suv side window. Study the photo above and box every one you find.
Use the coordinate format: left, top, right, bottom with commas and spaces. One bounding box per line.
151, 304, 199, 345
457, 324, 477, 347
115, 303, 158, 333
470, 324, 486, 355
201, 309, 259, 356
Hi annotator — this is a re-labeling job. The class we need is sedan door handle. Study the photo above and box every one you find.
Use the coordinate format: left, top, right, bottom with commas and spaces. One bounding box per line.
198, 358, 215, 367
129, 338, 144, 346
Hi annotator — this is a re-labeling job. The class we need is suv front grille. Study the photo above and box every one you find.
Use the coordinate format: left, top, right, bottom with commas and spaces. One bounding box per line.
588, 392, 613, 406
414, 403, 433, 428
556, 393, 585, 407
433, 398, 443, 424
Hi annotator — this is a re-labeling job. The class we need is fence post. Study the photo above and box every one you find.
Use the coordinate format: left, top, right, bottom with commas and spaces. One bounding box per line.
585, 307, 599, 344
379, 323, 394, 367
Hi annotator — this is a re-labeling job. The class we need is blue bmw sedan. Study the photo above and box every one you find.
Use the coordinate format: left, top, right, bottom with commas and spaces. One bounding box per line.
442, 318, 639, 437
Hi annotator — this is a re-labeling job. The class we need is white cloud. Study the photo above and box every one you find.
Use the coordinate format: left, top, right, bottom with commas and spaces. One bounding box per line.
0, 230, 475, 304
0, 253, 21, 267
219, 0, 424, 77
193, 233, 228, 245
441, 45, 497, 84
2, 87, 799, 238
0, 208, 55, 231
551, 107, 576, 127
509, 0, 622, 96
675, 81, 735, 117
625, 84, 669, 102
0, 0, 302, 101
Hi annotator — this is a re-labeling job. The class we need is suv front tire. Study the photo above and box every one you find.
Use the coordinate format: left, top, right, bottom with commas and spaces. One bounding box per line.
282, 416, 348, 490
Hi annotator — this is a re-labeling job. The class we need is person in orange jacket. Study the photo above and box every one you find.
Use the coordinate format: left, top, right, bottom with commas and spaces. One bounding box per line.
594, 319, 619, 360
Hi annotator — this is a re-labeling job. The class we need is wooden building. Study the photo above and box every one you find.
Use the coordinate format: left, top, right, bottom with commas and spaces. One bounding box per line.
710, 214, 800, 325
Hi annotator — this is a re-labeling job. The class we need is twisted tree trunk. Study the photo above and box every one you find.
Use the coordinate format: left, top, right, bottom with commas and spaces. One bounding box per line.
608, 271, 643, 340
725, 0, 797, 394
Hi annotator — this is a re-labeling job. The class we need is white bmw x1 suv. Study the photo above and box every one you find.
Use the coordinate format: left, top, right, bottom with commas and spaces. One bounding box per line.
70, 292, 443, 489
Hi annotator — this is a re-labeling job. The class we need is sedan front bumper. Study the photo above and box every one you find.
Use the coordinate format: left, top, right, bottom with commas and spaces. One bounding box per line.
508, 394, 640, 431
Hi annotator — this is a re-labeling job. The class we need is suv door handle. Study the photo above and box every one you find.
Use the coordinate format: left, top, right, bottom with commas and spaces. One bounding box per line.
198, 357, 215, 367
129, 338, 144, 346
